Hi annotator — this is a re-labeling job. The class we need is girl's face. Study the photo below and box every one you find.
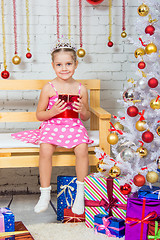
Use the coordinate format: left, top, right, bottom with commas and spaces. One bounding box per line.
52, 51, 78, 81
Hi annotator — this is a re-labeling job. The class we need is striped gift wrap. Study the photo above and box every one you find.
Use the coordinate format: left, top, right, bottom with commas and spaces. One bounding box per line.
84, 175, 127, 228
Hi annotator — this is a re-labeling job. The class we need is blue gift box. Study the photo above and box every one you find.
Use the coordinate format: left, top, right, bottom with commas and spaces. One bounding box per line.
0, 207, 15, 233
57, 176, 77, 221
138, 185, 160, 200
94, 214, 125, 238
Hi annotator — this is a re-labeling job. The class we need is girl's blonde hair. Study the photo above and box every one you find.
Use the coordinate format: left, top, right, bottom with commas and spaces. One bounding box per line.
51, 48, 77, 63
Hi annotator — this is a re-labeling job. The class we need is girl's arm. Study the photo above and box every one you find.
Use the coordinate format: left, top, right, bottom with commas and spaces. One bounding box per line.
36, 84, 67, 121
73, 85, 91, 121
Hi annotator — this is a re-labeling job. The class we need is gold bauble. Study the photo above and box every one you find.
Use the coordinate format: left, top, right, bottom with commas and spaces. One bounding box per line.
113, 122, 124, 131
145, 43, 157, 54
121, 31, 127, 38
156, 126, 160, 136
107, 133, 118, 145
109, 165, 121, 178
150, 98, 160, 110
77, 48, 86, 58
146, 171, 159, 183
136, 146, 148, 158
12, 55, 21, 65
96, 161, 106, 172
137, 3, 149, 17
135, 121, 146, 131
134, 48, 146, 58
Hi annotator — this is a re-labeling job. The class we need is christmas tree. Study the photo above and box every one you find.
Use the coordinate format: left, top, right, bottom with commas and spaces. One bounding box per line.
95, 0, 160, 194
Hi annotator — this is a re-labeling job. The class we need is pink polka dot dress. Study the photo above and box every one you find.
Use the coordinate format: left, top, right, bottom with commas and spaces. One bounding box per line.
11, 82, 93, 148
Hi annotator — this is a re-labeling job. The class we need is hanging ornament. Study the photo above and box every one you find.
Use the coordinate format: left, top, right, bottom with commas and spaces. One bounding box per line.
107, 0, 113, 47
96, 161, 106, 172
136, 146, 148, 158
146, 171, 159, 184
113, 122, 124, 131
107, 133, 118, 145
127, 106, 139, 117
121, 0, 127, 38
138, 61, 146, 69
145, 25, 155, 36
109, 165, 121, 178
137, 3, 149, 17
1, 0, 10, 79
139, 79, 147, 89
150, 96, 160, 110
120, 148, 135, 162
86, 0, 104, 5
136, 121, 146, 131
25, 0, 32, 59
134, 48, 145, 58
148, 77, 158, 88
120, 183, 131, 195
12, 0, 21, 65
142, 130, 154, 143
123, 88, 134, 102
156, 126, 160, 136
145, 42, 157, 54
77, 0, 85, 58
133, 174, 145, 187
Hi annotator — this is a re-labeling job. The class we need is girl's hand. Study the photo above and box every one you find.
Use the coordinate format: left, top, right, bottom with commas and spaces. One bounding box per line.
72, 98, 87, 115
50, 99, 67, 117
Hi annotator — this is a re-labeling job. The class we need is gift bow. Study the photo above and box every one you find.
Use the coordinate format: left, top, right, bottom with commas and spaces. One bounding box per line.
0, 208, 12, 215
148, 221, 160, 239
152, 190, 160, 200
57, 177, 77, 207
125, 211, 158, 227
95, 216, 116, 237
0, 208, 13, 233
63, 216, 84, 223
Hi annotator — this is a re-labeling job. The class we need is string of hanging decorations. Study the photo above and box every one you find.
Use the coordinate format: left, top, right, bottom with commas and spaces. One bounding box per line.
68, 0, 71, 40
56, 0, 60, 41
1, 0, 10, 79
77, 0, 86, 57
107, 0, 113, 47
26, 0, 32, 59
12, 0, 21, 65
121, 0, 127, 38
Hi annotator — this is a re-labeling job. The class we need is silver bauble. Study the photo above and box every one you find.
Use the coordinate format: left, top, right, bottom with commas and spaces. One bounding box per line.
123, 88, 134, 102
138, 79, 147, 89
120, 148, 135, 162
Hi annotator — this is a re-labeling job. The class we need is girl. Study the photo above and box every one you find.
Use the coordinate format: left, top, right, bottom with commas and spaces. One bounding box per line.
12, 41, 93, 215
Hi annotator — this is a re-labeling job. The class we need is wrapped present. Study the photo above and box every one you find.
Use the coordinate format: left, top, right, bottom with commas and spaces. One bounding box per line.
84, 175, 127, 228
0, 208, 15, 233
125, 197, 160, 240
94, 214, 125, 238
147, 221, 160, 240
63, 208, 85, 223
138, 185, 160, 200
57, 176, 77, 221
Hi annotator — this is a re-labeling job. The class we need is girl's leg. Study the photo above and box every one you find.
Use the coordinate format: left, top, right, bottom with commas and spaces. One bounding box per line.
72, 143, 89, 215
34, 143, 56, 213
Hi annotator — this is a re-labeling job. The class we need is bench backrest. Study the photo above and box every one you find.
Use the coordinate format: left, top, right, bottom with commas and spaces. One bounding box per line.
0, 79, 100, 123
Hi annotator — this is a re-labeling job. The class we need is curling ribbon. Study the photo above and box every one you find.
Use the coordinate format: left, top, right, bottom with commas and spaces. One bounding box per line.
113, 115, 125, 120
138, 110, 145, 121
157, 121, 160, 123
109, 122, 123, 135
148, 14, 157, 23
139, 38, 147, 47
138, 140, 144, 147
99, 153, 106, 161
156, 95, 160, 102
148, 221, 160, 239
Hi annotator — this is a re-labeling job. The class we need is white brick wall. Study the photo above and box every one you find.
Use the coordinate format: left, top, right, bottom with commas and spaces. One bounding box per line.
0, 0, 143, 192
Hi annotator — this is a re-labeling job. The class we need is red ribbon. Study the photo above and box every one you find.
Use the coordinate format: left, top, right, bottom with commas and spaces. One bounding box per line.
156, 95, 160, 102
125, 198, 158, 240
113, 115, 125, 120
139, 38, 147, 47
138, 110, 145, 121
99, 153, 106, 161
85, 177, 127, 216
54, 109, 78, 118
157, 121, 160, 123
109, 122, 123, 135
138, 140, 144, 147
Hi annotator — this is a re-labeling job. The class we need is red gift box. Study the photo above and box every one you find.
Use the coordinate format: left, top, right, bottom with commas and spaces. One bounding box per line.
63, 208, 85, 223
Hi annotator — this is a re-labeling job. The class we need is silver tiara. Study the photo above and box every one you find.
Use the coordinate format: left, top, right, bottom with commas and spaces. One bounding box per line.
51, 37, 77, 53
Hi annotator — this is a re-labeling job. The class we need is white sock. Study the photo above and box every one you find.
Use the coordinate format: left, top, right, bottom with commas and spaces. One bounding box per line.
34, 186, 51, 213
72, 181, 85, 215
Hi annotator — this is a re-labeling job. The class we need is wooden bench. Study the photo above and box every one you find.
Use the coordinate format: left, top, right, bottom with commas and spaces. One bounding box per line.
0, 79, 111, 169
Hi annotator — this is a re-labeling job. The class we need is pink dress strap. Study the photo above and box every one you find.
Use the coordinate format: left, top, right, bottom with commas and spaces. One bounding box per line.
78, 83, 81, 95
49, 82, 58, 96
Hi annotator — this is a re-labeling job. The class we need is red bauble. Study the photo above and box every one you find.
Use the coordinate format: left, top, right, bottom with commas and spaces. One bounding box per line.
138, 61, 146, 69
107, 41, 113, 47
26, 52, 32, 59
148, 77, 158, 88
120, 183, 131, 195
86, 0, 104, 5
133, 174, 145, 187
145, 25, 155, 36
127, 106, 139, 117
142, 131, 154, 143
1, 70, 10, 79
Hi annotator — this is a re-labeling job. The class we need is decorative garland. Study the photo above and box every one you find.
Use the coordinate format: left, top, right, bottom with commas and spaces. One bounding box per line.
1, 0, 10, 79
68, 0, 71, 40
26, 0, 32, 58
107, 0, 113, 47
56, 0, 60, 41
77, 0, 86, 57
121, 0, 127, 38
